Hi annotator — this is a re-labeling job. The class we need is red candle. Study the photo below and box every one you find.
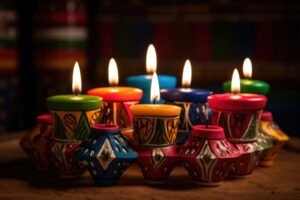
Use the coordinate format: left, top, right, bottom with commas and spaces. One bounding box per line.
208, 69, 267, 143
87, 58, 143, 142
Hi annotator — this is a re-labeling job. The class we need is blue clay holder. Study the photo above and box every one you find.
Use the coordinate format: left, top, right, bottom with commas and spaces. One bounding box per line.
76, 124, 138, 186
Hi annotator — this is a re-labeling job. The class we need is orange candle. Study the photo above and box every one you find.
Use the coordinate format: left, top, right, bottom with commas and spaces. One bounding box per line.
87, 58, 143, 142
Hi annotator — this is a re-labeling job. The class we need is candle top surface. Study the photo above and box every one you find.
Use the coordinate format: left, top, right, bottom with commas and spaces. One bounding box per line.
208, 93, 267, 111
160, 88, 212, 103
191, 125, 225, 139
131, 104, 181, 117
126, 74, 177, 89
223, 79, 270, 95
47, 95, 102, 111
87, 86, 143, 102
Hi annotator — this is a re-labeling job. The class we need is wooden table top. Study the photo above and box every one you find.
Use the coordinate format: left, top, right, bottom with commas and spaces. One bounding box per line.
1, 132, 300, 200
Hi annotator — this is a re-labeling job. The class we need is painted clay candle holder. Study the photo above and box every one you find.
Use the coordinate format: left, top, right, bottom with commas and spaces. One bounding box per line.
208, 93, 267, 143
259, 111, 289, 167
230, 141, 263, 177
131, 103, 181, 183
20, 114, 53, 171
178, 125, 239, 186
87, 58, 143, 144
47, 95, 102, 177
76, 124, 138, 186
131, 104, 181, 147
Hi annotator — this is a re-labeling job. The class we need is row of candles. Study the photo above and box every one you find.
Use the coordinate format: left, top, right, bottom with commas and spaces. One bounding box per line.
20, 44, 288, 186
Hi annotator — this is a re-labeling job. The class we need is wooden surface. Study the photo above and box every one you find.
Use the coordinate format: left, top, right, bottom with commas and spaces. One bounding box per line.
1, 132, 300, 200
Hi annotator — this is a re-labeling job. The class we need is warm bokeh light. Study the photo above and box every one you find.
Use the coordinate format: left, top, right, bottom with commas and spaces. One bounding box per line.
146, 44, 157, 73
150, 72, 160, 103
182, 59, 192, 88
243, 57, 252, 79
231, 68, 240, 93
108, 58, 119, 86
72, 61, 82, 95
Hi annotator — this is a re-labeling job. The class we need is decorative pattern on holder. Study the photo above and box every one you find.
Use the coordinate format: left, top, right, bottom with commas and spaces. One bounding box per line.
170, 101, 206, 132
133, 116, 179, 147
136, 145, 178, 184
50, 139, 85, 178
212, 110, 261, 142
51, 109, 100, 141
230, 142, 263, 177
179, 125, 239, 186
76, 124, 137, 186
99, 101, 137, 130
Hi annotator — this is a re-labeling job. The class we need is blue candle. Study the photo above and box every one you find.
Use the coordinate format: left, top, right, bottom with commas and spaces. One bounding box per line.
126, 44, 176, 103
160, 60, 212, 144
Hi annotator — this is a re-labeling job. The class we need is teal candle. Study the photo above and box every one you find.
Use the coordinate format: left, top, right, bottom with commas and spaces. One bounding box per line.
126, 44, 176, 103
222, 58, 270, 95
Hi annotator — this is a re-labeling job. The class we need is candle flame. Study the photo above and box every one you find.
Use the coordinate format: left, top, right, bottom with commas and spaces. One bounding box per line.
231, 68, 240, 93
150, 72, 160, 103
72, 61, 81, 95
146, 44, 157, 73
243, 57, 252, 79
182, 59, 192, 88
108, 58, 119, 86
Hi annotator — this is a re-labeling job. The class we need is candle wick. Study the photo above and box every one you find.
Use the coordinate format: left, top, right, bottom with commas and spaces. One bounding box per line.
74, 89, 80, 96
153, 96, 158, 104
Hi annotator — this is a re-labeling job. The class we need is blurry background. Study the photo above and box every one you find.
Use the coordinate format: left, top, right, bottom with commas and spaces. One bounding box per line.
0, 0, 299, 136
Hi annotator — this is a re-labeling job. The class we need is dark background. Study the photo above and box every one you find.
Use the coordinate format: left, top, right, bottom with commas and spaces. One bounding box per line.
0, 0, 299, 136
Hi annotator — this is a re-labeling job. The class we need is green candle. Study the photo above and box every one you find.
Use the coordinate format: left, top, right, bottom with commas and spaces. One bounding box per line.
47, 95, 102, 111
47, 62, 102, 141
222, 58, 270, 95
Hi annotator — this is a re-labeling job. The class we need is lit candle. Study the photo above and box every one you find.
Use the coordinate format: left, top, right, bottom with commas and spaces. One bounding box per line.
130, 72, 181, 147
208, 68, 267, 143
47, 62, 102, 178
87, 58, 143, 142
126, 44, 177, 104
47, 62, 102, 140
222, 58, 270, 95
160, 60, 212, 144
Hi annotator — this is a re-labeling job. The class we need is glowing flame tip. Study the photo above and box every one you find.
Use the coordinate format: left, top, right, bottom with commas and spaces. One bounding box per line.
231, 68, 240, 94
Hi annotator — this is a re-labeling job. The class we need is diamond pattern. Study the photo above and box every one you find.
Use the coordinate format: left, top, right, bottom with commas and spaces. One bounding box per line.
97, 138, 116, 170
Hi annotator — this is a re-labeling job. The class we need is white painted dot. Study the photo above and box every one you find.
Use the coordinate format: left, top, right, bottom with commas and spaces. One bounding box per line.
90, 150, 95, 156
114, 170, 117, 174
185, 149, 190, 155
117, 162, 120, 167
84, 149, 88, 154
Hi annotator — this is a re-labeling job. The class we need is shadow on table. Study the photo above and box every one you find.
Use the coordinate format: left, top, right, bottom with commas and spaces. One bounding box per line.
0, 158, 240, 191
0, 159, 199, 190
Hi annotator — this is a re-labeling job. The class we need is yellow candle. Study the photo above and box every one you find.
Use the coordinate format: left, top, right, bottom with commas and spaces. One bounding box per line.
130, 72, 181, 147
131, 104, 181, 117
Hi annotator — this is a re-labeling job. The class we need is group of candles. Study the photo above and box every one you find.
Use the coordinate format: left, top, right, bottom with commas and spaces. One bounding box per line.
20, 44, 289, 185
